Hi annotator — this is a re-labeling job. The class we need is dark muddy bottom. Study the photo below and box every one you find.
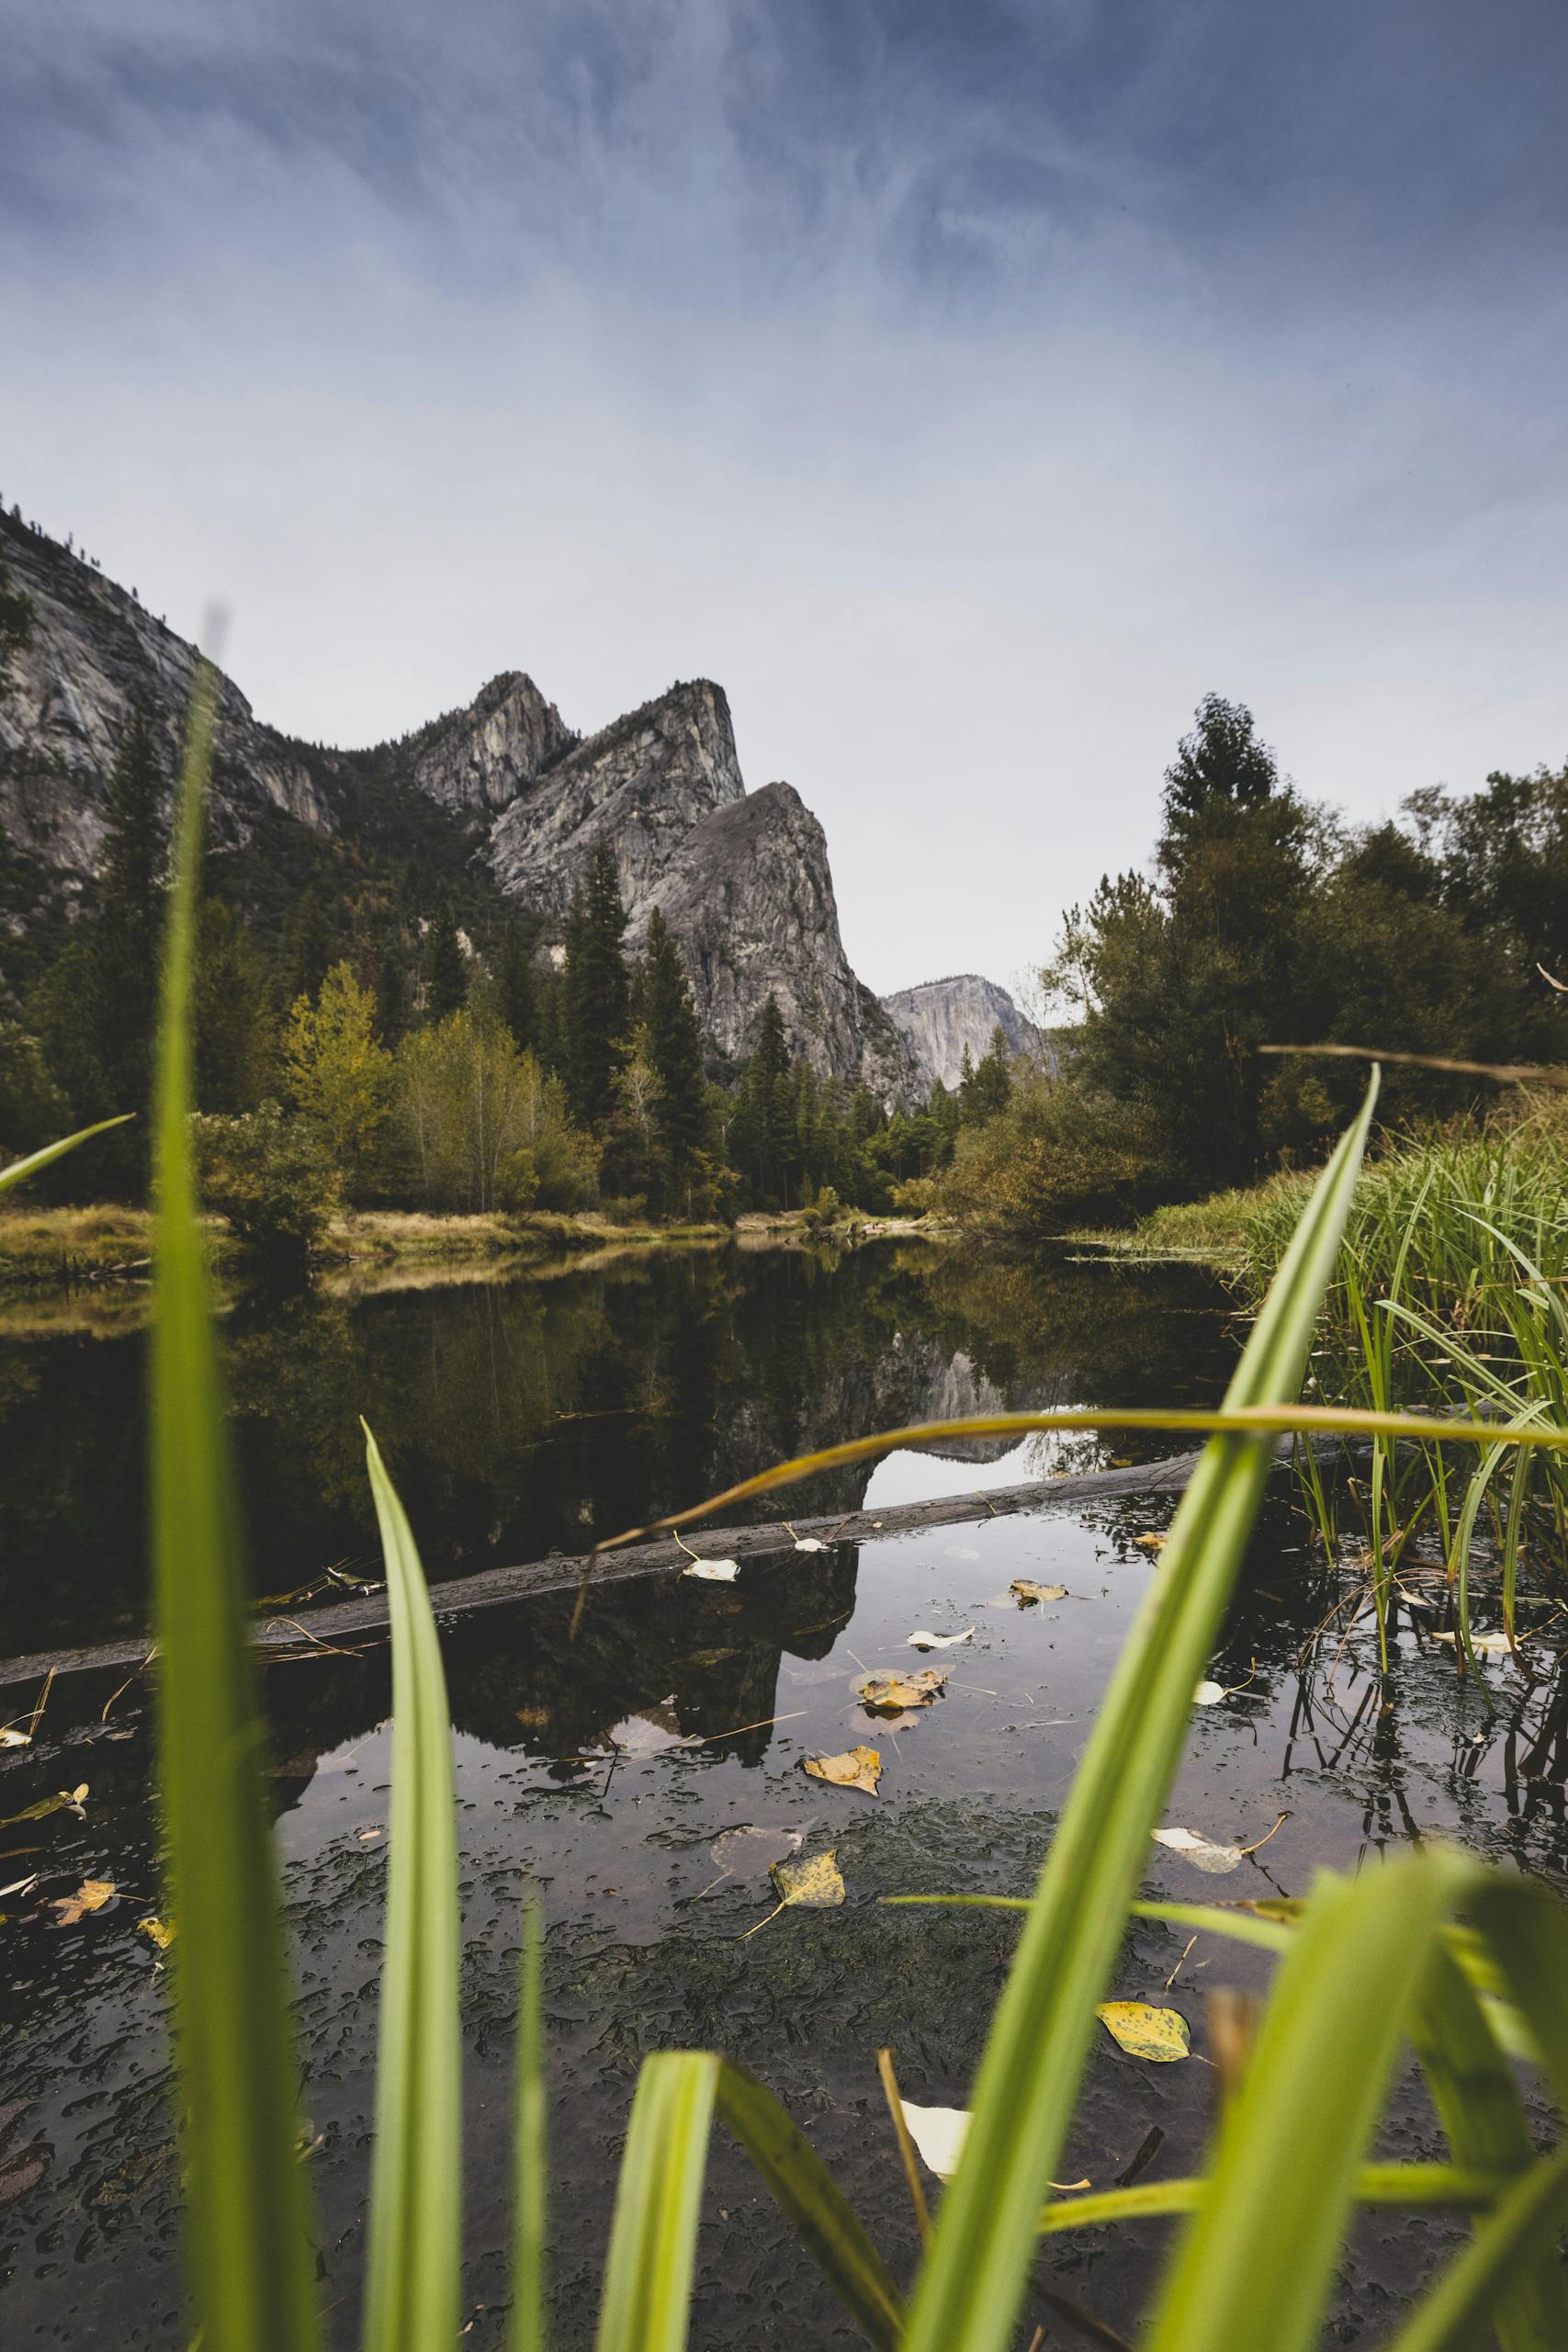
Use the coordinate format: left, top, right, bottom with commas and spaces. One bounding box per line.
5, 1475, 1566, 2346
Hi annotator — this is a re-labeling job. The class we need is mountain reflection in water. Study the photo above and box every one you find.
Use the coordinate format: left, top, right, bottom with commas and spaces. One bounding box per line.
0, 1239, 1238, 1657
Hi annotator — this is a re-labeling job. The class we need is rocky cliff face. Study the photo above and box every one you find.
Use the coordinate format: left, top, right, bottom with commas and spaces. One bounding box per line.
489, 679, 743, 913
629, 782, 915, 1098
408, 671, 573, 812
0, 510, 918, 1102
0, 514, 332, 882
881, 971, 1046, 1091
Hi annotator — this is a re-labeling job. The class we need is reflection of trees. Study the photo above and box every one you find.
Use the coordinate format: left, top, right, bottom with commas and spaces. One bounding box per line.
0, 1237, 1245, 1654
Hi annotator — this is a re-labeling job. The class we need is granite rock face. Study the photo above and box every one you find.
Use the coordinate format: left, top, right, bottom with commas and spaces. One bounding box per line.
0, 512, 918, 1102
489, 679, 744, 913
630, 782, 916, 1100
409, 671, 573, 812
881, 971, 1046, 1091
0, 516, 331, 880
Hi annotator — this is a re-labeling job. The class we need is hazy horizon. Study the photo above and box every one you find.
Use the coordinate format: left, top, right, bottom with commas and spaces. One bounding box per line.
5, 1, 1567, 999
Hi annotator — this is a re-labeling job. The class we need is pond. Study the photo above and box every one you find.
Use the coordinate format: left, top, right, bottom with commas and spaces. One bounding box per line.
2, 1238, 1564, 2346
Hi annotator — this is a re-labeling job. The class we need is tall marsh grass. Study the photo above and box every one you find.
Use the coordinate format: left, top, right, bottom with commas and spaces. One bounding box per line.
10, 698, 1568, 2347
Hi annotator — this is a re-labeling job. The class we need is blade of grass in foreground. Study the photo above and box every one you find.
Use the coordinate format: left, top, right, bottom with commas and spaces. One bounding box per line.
360, 1422, 461, 2352
151, 660, 320, 2352
507, 1896, 547, 2352
595, 2053, 906, 2352
898, 1076, 1380, 2352
1143, 1853, 1474, 2352
0, 1111, 133, 1193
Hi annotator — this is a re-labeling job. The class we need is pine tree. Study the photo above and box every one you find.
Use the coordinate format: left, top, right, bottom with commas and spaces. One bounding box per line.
563, 844, 629, 1125
423, 903, 468, 1020
276, 878, 337, 1012
754, 992, 790, 1082
642, 910, 706, 1177
91, 708, 167, 1121
494, 915, 536, 1053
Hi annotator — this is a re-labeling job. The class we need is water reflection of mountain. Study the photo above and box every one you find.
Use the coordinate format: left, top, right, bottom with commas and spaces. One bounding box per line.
0, 1238, 1238, 1653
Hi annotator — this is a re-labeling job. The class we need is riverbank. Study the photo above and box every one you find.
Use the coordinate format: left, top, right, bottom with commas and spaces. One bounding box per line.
0, 1199, 947, 1291
0, 1202, 733, 1287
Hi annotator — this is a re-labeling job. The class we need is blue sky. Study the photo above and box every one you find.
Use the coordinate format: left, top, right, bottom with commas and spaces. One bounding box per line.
4, 1, 1566, 996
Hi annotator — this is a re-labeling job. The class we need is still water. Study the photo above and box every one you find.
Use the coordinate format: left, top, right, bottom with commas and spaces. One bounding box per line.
2, 1238, 1564, 2346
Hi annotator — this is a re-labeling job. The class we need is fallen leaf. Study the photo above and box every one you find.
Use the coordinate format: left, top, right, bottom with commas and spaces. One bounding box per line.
0, 1729, 31, 1748
1152, 1826, 1250, 1874
1192, 1681, 1226, 1706
803, 1745, 883, 1794
789, 1533, 828, 1553
137, 1917, 176, 1951
1010, 1580, 1068, 1607
907, 1626, 976, 1650
1134, 1533, 1168, 1552
854, 1668, 946, 1711
1, 1783, 88, 1828
682, 1559, 739, 1583
771, 1849, 845, 1908
49, 1878, 116, 1925
898, 2099, 1088, 2191
606, 1703, 692, 1754
1097, 2002, 1191, 2063
0, 1874, 39, 1900
1430, 1632, 1518, 1657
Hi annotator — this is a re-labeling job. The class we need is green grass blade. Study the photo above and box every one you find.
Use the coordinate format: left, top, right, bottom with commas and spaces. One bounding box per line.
1038, 2165, 1508, 2237
1470, 1878, 1568, 2109
1144, 1851, 1475, 2352
0, 1111, 133, 1193
1381, 2148, 1568, 2352
882, 1894, 1297, 1958
714, 2060, 906, 2349
360, 1422, 461, 2352
899, 1078, 1380, 2352
508, 1897, 548, 2352
1409, 1941, 1568, 2350
151, 661, 321, 2352
595, 2052, 719, 2352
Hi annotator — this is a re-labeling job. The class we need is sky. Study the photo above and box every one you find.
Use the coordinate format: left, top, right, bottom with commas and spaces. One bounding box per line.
4, 2, 1567, 1001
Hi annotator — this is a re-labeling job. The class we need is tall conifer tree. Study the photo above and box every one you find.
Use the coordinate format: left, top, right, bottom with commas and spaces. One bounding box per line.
563, 843, 629, 1125
642, 910, 705, 1172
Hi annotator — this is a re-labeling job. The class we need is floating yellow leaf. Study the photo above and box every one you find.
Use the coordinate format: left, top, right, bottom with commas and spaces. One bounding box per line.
1010, 1580, 1067, 1606
1097, 2001, 1190, 2062
854, 1668, 946, 1711
907, 1626, 976, 1650
771, 1849, 845, 1907
138, 1917, 176, 1951
1, 1782, 87, 1828
803, 1745, 882, 1794
1134, 1533, 1168, 1553
49, 1877, 116, 1925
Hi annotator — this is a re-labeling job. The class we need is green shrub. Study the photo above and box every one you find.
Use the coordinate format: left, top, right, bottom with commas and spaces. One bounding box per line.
932, 1074, 1168, 1237
192, 1102, 337, 1265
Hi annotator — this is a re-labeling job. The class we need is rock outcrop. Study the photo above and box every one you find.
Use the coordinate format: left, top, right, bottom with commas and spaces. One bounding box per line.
408, 672, 573, 813
0, 514, 331, 881
489, 679, 743, 913
881, 972, 1047, 1091
0, 508, 919, 1102
630, 782, 915, 1098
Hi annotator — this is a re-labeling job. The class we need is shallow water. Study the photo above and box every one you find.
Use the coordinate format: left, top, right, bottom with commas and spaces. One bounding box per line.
3, 1240, 1565, 2345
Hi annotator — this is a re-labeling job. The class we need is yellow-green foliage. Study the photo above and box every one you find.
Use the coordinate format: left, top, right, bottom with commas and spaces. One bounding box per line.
932, 1074, 1167, 1235
284, 961, 393, 1201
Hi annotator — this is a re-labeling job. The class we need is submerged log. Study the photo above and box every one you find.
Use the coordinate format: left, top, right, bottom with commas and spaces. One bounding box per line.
0, 1438, 1310, 1690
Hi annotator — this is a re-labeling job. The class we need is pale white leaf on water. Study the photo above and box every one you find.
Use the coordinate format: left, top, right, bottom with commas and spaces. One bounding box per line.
1152, 1826, 1247, 1874
1192, 1680, 1226, 1706
1430, 1631, 1518, 1657
0, 1729, 30, 1747
793, 1536, 827, 1553
682, 1559, 739, 1582
899, 2099, 972, 2180
907, 1625, 976, 1650
710, 1826, 804, 1874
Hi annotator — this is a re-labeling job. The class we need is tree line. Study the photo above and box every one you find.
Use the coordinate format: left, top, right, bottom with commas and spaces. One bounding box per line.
0, 582, 1001, 1250
935, 692, 1568, 1237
